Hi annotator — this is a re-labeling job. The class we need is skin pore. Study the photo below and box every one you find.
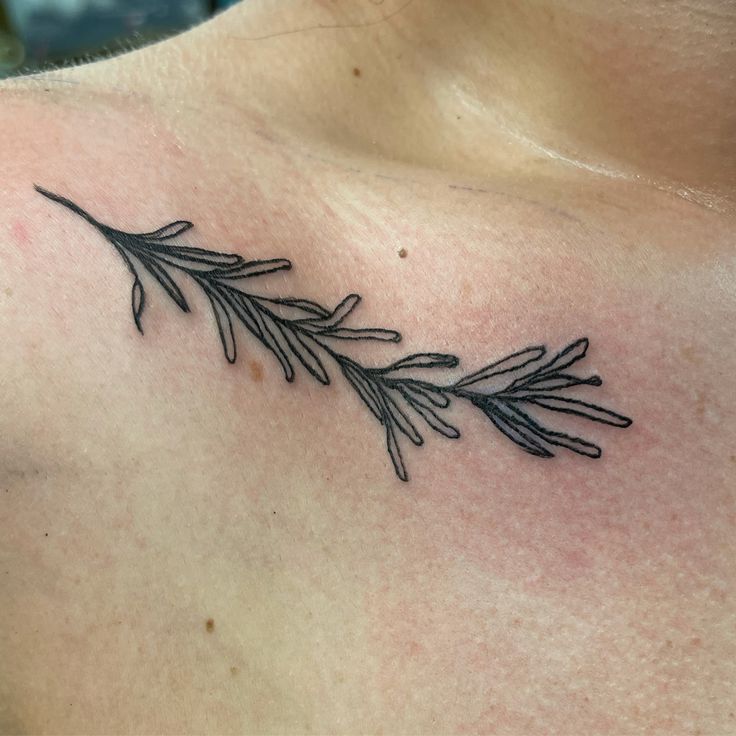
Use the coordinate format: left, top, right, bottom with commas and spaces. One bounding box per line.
0, 1, 734, 734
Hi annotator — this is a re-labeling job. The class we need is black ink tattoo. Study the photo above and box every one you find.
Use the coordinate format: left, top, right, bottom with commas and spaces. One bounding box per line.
35, 185, 632, 481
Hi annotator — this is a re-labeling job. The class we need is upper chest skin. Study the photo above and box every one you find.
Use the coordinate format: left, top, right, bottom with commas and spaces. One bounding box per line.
1, 92, 735, 734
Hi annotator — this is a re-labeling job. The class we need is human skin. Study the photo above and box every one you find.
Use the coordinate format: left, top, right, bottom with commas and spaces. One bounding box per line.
0, 1, 734, 733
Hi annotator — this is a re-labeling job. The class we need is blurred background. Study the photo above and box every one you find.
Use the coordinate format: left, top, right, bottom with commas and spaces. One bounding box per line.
0, 0, 240, 78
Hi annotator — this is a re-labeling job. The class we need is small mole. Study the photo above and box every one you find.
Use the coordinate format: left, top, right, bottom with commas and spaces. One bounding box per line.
457, 115, 462, 120
398, 248, 408, 259
248, 360, 264, 382
352, 67, 361, 77
44, 533, 48, 537
230, 666, 239, 676
205, 618, 215, 633
273, 510, 277, 515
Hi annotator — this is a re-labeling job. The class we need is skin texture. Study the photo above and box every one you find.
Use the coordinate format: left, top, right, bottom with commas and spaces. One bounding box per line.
0, 1, 735, 733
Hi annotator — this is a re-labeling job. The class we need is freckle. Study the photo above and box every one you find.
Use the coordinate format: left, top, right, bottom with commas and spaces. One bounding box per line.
670, 512, 679, 522
511, 617, 522, 627
205, 618, 215, 633
665, 639, 673, 648
695, 390, 707, 419
248, 360, 263, 382
680, 344, 697, 363
408, 640, 422, 656
690, 636, 702, 647
4, 287, 12, 297
230, 666, 239, 676
352, 67, 361, 77
398, 247, 408, 259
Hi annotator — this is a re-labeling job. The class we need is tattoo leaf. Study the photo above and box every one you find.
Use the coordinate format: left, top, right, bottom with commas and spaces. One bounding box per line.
214, 258, 292, 280
138, 255, 190, 313
135, 221, 194, 241
321, 327, 401, 342
204, 286, 237, 363
375, 353, 460, 373
282, 328, 330, 385
275, 298, 331, 319
131, 276, 145, 334
454, 345, 546, 389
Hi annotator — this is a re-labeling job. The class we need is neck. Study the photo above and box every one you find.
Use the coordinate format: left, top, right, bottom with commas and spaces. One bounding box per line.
101, 1, 736, 207
438, 1, 736, 204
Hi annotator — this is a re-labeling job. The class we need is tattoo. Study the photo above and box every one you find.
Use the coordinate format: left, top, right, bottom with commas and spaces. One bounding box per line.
34, 185, 632, 481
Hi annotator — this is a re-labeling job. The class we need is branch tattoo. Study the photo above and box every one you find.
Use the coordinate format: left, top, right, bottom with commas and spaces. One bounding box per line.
35, 186, 632, 481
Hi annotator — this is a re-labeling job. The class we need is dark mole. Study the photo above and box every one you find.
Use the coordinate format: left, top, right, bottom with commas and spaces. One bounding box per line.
206, 618, 215, 633
352, 67, 361, 77
44, 533, 48, 537
398, 248, 408, 259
